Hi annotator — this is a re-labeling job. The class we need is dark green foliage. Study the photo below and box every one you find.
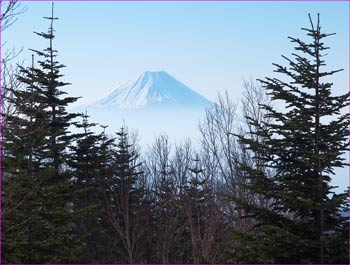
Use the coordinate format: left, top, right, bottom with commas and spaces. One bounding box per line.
68, 114, 114, 263
100, 127, 147, 263
2, 4, 81, 263
183, 155, 217, 263
232, 14, 349, 264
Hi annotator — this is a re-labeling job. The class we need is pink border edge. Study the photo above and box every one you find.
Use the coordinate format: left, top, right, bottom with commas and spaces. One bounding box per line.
0, 0, 349, 265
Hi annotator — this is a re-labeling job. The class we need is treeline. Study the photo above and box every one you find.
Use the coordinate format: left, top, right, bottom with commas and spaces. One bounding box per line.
2, 5, 349, 264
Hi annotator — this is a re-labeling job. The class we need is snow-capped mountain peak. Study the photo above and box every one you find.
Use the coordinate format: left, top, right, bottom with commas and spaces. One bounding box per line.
89, 71, 212, 109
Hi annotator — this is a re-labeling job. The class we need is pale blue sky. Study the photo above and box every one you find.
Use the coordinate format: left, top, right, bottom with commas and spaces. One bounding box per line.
3, 1, 349, 104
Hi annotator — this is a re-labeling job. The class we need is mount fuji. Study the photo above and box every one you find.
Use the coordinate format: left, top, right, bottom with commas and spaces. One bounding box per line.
73, 71, 214, 145
88, 71, 212, 109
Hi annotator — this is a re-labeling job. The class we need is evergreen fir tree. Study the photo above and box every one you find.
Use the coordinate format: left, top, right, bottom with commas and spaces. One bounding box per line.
184, 155, 207, 263
154, 161, 178, 264
2, 4, 81, 263
232, 14, 349, 264
183, 154, 221, 263
93, 125, 122, 263
2, 55, 44, 262
101, 127, 146, 263
69, 112, 111, 263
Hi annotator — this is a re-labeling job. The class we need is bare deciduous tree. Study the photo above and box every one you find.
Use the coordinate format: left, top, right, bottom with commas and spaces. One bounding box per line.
1, 0, 26, 31
199, 91, 246, 227
145, 134, 178, 264
240, 78, 274, 209
1, 0, 26, 133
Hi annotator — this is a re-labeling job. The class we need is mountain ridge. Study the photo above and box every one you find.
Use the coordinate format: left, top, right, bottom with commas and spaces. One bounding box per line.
88, 71, 212, 109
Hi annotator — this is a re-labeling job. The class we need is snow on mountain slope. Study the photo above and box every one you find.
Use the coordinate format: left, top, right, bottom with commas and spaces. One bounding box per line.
89, 71, 212, 109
